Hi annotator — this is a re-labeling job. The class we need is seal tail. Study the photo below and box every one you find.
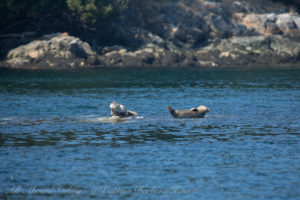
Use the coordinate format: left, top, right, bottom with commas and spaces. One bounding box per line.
166, 105, 177, 118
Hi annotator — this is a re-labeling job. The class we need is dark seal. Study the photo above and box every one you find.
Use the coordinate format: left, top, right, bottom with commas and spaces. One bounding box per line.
166, 105, 209, 118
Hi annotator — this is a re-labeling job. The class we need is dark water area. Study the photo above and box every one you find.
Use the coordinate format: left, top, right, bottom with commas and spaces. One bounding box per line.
1, 67, 300, 199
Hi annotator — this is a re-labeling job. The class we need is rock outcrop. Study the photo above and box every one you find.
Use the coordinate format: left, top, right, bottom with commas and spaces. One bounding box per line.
4, 33, 97, 69
242, 13, 300, 35
195, 35, 300, 66
2, 0, 300, 68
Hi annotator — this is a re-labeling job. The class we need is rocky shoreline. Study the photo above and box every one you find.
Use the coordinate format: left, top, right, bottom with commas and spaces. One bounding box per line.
2, 33, 299, 69
1, 0, 300, 69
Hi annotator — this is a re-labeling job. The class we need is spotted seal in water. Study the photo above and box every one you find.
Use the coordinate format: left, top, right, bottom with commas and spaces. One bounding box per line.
110, 102, 138, 117
166, 105, 209, 118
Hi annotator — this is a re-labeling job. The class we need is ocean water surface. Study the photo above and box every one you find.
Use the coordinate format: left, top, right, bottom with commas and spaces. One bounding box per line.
0, 67, 300, 199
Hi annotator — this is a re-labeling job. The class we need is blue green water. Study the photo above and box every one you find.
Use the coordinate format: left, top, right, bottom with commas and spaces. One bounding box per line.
1, 68, 300, 199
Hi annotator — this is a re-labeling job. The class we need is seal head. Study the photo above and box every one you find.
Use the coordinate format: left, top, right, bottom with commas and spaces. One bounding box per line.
110, 102, 138, 117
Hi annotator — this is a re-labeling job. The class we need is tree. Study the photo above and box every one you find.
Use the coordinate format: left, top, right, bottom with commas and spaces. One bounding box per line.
0, 0, 128, 28
67, 0, 128, 24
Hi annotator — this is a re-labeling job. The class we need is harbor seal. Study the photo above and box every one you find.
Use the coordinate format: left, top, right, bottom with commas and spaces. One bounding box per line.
110, 102, 138, 117
166, 105, 209, 118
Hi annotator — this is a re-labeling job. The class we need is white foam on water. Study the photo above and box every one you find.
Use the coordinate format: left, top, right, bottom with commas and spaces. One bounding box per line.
0, 116, 20, 125
80, 115, 145, 124
0, 116, 18, 121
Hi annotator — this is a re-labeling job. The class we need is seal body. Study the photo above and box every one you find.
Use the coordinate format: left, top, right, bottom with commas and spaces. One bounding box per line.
110, 102, 138, 117
166, 105, 209, 118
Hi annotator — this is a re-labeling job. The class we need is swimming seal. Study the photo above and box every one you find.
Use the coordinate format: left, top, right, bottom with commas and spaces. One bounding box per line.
110, 102, 138, 117
166, 105, 209, 118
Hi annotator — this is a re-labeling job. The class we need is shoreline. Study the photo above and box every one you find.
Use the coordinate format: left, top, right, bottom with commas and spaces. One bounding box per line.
2, 33, 300, 70
1, 63, 300, 71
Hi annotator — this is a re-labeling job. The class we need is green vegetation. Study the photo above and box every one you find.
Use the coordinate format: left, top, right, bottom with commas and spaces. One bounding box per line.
0, 0, 67, 25
0, 0, 128, 26
67, 0, 128, 23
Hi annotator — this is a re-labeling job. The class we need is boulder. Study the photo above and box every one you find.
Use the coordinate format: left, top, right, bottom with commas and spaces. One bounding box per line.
206, 14, 233, 37
99, 44, 167, 67
242, 13, 300, 35
5, 33, 97, 69
276, 13, 299, 34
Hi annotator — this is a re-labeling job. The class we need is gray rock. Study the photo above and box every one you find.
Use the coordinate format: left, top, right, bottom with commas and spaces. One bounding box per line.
5, 33, 96, 68
277, 14, 298, 34
292, 16, 300, 29
264, 21, 281, 35
173, 25, 206, 47
207, 14, 233, 37
266, 13, 277, 22
242, 13, 300, 35
195, 35, 300, 66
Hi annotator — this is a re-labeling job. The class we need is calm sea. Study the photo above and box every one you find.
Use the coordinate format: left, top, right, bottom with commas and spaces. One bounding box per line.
1, 67, 300, 199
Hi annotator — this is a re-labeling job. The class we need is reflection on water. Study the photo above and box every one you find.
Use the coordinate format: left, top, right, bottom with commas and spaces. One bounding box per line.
1, 68, 300, 199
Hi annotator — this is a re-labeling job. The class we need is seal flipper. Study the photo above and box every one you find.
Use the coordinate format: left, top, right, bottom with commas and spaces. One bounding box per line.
166, 105, 177, 118
127, 110, 138, 116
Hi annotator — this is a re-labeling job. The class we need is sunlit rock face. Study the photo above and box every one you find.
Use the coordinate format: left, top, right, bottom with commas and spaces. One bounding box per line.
242, 13, 300, 35
5, 33, 97, 69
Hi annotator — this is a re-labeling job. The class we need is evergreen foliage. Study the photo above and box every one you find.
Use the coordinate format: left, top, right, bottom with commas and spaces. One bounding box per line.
67, 0, 128, 23
0, 0, 128, 26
